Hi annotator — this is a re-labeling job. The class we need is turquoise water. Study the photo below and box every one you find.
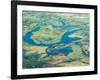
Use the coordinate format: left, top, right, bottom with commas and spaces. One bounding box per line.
23, 24, 81, 55
23, 11, 90, 68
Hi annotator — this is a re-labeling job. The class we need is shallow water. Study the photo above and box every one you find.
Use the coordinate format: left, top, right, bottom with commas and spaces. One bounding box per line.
22, 11, 90, 68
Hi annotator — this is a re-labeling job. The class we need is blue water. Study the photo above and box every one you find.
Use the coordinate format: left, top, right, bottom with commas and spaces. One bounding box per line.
46, 46, 73, 55
23, 17, 81, 55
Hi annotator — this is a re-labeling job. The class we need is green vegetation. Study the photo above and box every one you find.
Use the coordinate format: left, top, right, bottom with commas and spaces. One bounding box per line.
23, 51, 49, 68
22, 11, 90, 68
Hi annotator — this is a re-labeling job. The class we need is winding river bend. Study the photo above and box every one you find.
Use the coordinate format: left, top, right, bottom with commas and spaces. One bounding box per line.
23, 24, 81, 55
22, 11, 90, 68
23, 14, 82, 55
